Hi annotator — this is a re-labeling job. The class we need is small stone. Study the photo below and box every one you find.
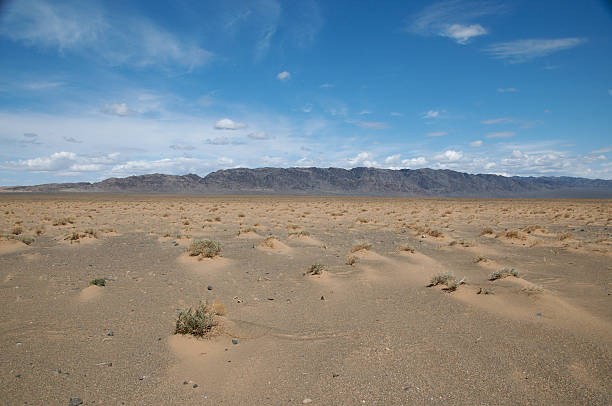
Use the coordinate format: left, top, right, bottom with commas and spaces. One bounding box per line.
320, 296, 325, 300
183, 381, 189, 385
207, 285, 213, 291
536, 312, 542, 317
302, 399, 312, 404
232, 339, 239, 345
332, 373, 339, 378
107, 331, 114, 336
69, 398, 83, 406
193, 384, 199, 388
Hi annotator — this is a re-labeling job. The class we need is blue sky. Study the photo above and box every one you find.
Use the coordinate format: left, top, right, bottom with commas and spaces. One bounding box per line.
0, 0, 611, 185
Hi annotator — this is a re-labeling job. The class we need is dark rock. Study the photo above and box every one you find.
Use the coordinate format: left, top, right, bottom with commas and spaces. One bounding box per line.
232, 339, 239, 345
193, 384, 199, 388
207, 285, 213, 290
69, 398, 83, 406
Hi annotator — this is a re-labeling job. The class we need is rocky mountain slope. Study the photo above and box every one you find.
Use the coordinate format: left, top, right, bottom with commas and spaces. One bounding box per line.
2, 167, 612, 197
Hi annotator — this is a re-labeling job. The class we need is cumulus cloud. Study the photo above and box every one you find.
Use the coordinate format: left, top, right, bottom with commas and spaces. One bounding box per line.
469, 140, 483, 147
101, 103, 136, 116
347, 152, 378, 167
277, 71, 291, 81
217, 157, 233, 165
486, 131, 515, 138
356, 121, 388, 129
214, 118, 246, 130
384, 154, 428, 169
427, 131, 447, 137
1, 151, 121, 173
435, 150, 463, 162
485, 38, 587, 63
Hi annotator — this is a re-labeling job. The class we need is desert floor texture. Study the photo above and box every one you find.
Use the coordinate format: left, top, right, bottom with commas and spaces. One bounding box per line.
0, 194, 611, 405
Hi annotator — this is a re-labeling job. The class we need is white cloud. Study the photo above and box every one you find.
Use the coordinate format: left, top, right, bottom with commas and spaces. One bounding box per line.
214, 118, 246, 130
64, 136, 82, 143
169, 144, 195, 151
497, 87, 517, 93
408, 0, 504, 44
101, 103, 135, 117
469, 140, 483, 147
485, 38, 587, 63
320, 83, 334, 88
356, 121, 388, 129
384, 154, 401, 164
435, 150, 463, 162
0, 0, 212, 71
277, 71, 291, 81
247, 131, 272, 140
2, 151, 122, 173
23, 81, 64, 90
441, 23, 486, 44
423, 110, 440, 119
486, 131, 515, 138
426, 131, 447, 137
205, 137, 230, 145
384, 155, 428, 169
347, 152, 378, 167
217, 157, 233, 165
359, 110, 372, 115
301, 104, 313, 113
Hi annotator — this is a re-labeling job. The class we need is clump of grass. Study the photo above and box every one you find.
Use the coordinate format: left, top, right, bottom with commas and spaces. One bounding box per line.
427, 272, 465, 292
238, 227, 257, 235
53, 218, 73, 226
488, 267, 520, 281
188, 239, 222, 259
289, 231, 310, 238
521, 284, 544, 295
558, 232, 572, 241
174, 301, 217, 337
496, 230, 525, 240
449, 239, 475, 247
65, 232, 81, 242
346, 255, 358, 265
473, 255, 489, 263
399, 245, 415, 253
83, 228, 98, 238
351, 242, 372, 252
476, 287, 494, 295
427, 229, 444, 238
480, 227, 494, 235
11, 225, 23, 235
305, 263, 326, 275
356, 217, 369, 223
89, 278, 106, 287
20, 236, 35, 245
261, 236, 278, 248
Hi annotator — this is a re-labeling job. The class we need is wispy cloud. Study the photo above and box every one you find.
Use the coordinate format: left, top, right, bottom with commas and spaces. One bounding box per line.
101, 103, 136, 117
486, 131, 515, 138
485, 38, 587, 63
426, 131, 447, 137
469, 140, 483, 147
356, 121, 388, 129
0, 0, 212, 71
24, 81, 64, 90
482, 117, 539, 128
408, 0, 505, 44
247, 131, 273, 140
497, 87, 517, 93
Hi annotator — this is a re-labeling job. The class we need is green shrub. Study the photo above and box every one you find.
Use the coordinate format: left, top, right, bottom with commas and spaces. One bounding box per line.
175, 301, 217, 337
89, 278, 106, 287
488, 267, 520, 281
188, 239, 222, 258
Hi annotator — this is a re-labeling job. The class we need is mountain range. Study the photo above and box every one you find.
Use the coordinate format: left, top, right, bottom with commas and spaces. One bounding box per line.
2, 167, 612, 198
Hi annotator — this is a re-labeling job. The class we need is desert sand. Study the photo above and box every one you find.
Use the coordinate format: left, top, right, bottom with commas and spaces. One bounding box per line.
0, 194, 611, 405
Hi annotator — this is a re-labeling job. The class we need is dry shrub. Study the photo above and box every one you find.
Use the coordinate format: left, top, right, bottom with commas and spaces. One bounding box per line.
188, 239, 222, 258
480, 227, 494, 235
558, 232, 572, 241
351, 242, 372, 252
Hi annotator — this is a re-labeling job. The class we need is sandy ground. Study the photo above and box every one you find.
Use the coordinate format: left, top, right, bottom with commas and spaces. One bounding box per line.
0, 194, 611, 405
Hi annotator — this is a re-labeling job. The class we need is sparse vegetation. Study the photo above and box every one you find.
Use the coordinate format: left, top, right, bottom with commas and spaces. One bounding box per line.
346, 255, 358, 265
398, 245, 415, 253
521, 284, 544, 294
449, 239, 475, 247
305, 263, 326, 275
488, 267, 520, 281
174, 301, 218, 337
427, 229, 444, 238
261, 236, 278, 248
496, 230, 525, 240
11, 225, 23, 235
20, 236, 35, 245
474, 255, 489, 263
480, 227, 494, 235
188, 239, 222, 258
427, 272, 465, 292
289, 231, 310, 238
89, 278, 106, 287
558, 232, 572, 241
476, 287, 494, 295
351, 242, 372, 252
53, 218, 73, 226
238, 227, 257, 235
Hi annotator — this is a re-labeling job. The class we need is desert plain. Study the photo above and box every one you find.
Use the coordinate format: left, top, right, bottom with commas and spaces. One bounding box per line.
0, 194, 611, 405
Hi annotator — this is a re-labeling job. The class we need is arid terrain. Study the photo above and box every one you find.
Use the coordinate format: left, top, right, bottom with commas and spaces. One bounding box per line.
1, 194, 611, 405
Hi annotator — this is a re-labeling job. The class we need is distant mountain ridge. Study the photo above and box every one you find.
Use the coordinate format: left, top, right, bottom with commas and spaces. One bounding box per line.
2, 167, 612, 197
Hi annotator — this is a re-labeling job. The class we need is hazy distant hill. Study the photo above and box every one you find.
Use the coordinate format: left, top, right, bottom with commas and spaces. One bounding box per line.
2, 167, 612, 197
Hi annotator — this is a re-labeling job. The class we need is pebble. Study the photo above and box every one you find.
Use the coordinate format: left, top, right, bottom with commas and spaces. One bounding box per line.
68, 398, 83, 406
536, 312, 542, 317
232, 339, 239, 345
107, 331, 114, 336
207, 285, 213, 291
193, 384, 199, 388
302, 399, 312, 404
